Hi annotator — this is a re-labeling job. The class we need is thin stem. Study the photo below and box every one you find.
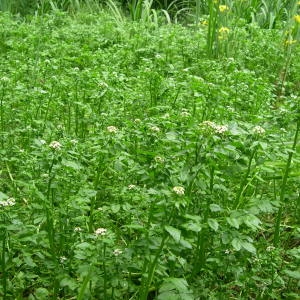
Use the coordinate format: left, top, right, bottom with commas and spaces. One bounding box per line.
274, 117, 300, 246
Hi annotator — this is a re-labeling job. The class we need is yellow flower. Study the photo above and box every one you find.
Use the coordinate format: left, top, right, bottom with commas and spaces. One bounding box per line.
219, 27, 230, 34
219, 5, 229, 13
285, 39, 297, 45
201, 20, 209, 26
294, 15, 300, 23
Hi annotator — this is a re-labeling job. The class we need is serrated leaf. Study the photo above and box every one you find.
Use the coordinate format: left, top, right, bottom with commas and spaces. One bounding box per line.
165, 225, 181, 243
207, 218, 219, 231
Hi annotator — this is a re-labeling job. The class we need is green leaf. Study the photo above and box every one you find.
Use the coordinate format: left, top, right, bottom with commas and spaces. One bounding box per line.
60, 277, 78, 290
183, 222, 202, 233
111, 204, 120, 213
207, 218, 219, 231
283, 269, 300, 280
226, 217, 240, 229
209, 204, 222, 212
241, 241, 256, 254
34, 288, 49, 298
165, 225, 181, 243
243, 214, 261, 230
0, 191, 8, 201
179, 239, 192, 249
158, 278, 193, 300
62, 159, 82, 170
232, 238, 242, 251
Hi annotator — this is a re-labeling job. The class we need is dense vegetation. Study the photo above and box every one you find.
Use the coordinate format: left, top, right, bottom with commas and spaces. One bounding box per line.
0, 0, 300, 299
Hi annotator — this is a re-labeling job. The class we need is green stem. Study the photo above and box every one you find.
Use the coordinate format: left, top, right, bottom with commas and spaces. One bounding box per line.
234, 148, 257, 208
274, 117, 300, 246
1, 224, 7, 300
139, 234, 168, 300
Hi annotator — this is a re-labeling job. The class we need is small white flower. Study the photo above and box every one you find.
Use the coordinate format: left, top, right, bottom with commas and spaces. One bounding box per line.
180, 111, 191, 117
253, 126, 265, 135
113, 249, 123, 256
134, 118, 141, 123
95, 228, 107, 236
266, 246, 275, 252
150, 126, 160, 132
226, 106, 235, 112
128, 184, 137, 190
0, 197, 16, 207
1, 76, 9, 82
99, 81, 108, 88
74, 227, 82, 232
162, 113, 170, 119
107, 126, 118, 133
39, 139, 46, 145
200, 121, 228, 134
60, 256, 67, 263
214, 125, 228, 134
225, 249, 230, 254
70, 139, 78, 144
154, 156, 165, 163
172, 186, 185, 196
201, 121, 216, 128
49, 141, 61, 150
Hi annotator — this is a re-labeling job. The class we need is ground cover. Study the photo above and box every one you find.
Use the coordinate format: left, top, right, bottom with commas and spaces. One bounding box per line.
0, 7, 300, 299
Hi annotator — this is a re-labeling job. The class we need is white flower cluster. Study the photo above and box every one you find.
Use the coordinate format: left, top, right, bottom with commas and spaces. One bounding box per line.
172, 186, 185, 196
107, 126, 118, 133
252, 126, 265, 135
113, 249, 123, 256
150, 126, 160, 132
49, 141, 62, 150
200, 121, 228, 134
95, 228, 107, 236
154, 156, 165, 163
0, 197, 16, 207
128, 184, 137, 190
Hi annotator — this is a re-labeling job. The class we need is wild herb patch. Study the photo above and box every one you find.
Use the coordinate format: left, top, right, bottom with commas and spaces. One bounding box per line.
0, 8, 299, 299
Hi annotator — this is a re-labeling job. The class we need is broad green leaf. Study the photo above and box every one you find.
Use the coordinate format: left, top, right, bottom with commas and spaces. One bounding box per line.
207, 218, 219, 231
283, 269, 300, 280
179, 238, 192, 249
232, 238, 242, 251
34, 288, 49, 298
165, 225, 181, 243
111, 204, 120, 213
0, 191, 8, 201
183, 222, 202, 233
62, 159, 82, 170
209, 204, 222, 212
226, 217, 240, 229
60, 277, 78, 290
241, 241, 256, 254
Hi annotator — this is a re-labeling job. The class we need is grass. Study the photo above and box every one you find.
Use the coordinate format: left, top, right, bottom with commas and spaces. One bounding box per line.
0, 2, 300, 299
